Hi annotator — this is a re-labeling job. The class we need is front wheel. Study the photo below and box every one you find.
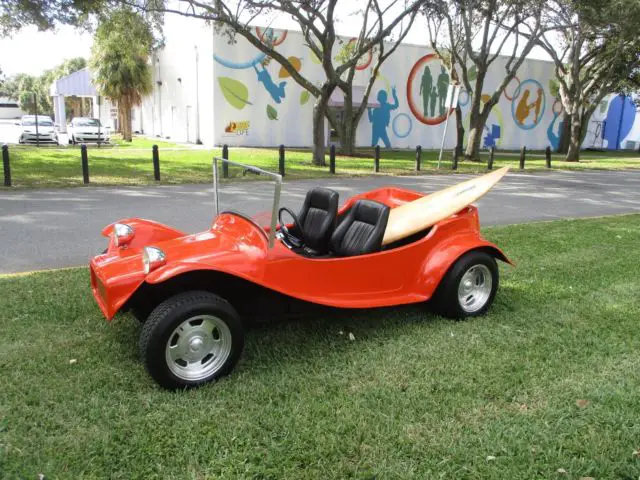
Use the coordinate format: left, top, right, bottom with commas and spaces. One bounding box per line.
431, 250, 499, 319
139, 291, 244, 390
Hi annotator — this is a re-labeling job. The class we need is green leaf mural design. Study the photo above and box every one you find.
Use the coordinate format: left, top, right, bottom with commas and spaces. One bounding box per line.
300, 90, 311, 105
266, 104, 278, 120
218, 77, 252, 110
548, 78, 560, 98
468, 65, 477, 81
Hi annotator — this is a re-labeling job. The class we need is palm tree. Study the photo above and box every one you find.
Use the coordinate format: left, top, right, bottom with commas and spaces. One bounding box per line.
90, 9, 154, 141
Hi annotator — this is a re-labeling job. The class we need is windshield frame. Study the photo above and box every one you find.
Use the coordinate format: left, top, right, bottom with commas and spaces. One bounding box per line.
212, 157, 282, 248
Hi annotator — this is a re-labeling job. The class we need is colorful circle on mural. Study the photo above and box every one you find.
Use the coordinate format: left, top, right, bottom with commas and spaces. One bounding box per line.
511, 79, 546, 130
458, 89, 471, 107
255, 27, 288, 46
406, 53, 453, 125
552, 98, 563, 115
346, 38, 373, 70
392, 113, 413, 138
503, 75, 521, 101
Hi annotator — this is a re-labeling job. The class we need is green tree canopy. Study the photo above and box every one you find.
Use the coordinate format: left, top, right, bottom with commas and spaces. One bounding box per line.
90, 7, 154, 141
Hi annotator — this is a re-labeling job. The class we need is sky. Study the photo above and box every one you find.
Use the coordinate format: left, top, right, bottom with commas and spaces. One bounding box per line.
0, 5, 552, 77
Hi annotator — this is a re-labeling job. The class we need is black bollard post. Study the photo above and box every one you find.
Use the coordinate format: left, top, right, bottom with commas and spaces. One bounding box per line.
222, 144, 229, 178
2, 144, 11, 187
80, 144, 89, 184
279, 144, 285, 177
488, 146, 495, 170
415, 145, 422, 171
329, 144, 336, 174
452, 148, 458, 170
374, 145, 380, 173
519, 146, 526, 169
152, 145, 161, 181
545, 146, 551, 168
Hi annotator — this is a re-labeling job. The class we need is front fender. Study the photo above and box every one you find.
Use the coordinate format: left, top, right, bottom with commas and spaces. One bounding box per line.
101, 218, 186, 252
417, 233, 512, 299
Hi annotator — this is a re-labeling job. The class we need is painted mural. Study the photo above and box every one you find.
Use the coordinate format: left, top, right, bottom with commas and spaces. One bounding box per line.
211, 27, 639, 150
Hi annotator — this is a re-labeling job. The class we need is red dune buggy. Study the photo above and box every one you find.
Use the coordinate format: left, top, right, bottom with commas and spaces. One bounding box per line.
90, 158, 510, 389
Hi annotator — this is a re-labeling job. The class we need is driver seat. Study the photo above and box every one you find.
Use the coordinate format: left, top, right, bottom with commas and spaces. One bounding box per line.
292, 187, 339, 254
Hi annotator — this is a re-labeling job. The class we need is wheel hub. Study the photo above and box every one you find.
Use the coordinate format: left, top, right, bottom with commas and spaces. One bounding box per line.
457, 264, 493, 313
165, 315, 233, 382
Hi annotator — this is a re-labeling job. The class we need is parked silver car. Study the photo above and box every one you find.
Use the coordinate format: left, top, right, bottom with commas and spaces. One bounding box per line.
67, 117, 111, 144
18, 115, 59, 144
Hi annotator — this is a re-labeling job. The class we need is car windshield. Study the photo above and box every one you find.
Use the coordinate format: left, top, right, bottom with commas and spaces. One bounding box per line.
74, 118, 101, 127
22, 119, 53, 126
213, 157, 282, 248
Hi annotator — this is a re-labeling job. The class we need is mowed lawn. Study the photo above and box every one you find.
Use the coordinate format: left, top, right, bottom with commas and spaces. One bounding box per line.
3, 135, 640, 187
1, 215, 640, 478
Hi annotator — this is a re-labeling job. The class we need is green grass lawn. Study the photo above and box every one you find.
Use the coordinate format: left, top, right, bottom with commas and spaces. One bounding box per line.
2, 135, 640, 188
1, 214, 640, 478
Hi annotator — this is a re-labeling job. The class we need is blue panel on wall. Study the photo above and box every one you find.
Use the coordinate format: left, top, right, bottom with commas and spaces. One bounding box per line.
604, 95, 636, 150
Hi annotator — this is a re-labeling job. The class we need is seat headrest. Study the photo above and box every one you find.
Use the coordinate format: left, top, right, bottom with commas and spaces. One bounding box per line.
307, 187, 339, 210
351, 199, 389, 225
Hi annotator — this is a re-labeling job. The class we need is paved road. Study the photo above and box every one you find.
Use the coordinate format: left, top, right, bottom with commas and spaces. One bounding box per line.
1, 170, 639, 274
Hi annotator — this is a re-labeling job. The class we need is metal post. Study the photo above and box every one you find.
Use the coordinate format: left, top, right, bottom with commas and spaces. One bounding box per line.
81, 144, 89, 184
415, 145, 422, 171
97, 96, 102, 148
33, 93, 39, 148
488, 146, 495, 170
452, 148, 458, 170
374, 145, 380, 173
437, 111, 452, 169
2, 144, 11, 187
279, 144, 285, 177
329, 144, 336, 174
222, 144, 229, 178
519, 146, 526, 169
152, 145, 161, 181
545, 146, 551, 168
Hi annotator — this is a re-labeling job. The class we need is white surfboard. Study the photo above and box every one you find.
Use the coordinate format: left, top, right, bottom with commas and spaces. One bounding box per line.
382, 167, 509, 245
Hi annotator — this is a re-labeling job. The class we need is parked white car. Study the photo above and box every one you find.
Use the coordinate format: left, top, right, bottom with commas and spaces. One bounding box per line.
18, 115, 59, 145
67, 117, 110, 144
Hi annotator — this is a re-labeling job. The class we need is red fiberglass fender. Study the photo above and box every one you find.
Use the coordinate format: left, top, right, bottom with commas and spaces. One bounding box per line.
101, 218, 186, 252
415, 230, 512, 299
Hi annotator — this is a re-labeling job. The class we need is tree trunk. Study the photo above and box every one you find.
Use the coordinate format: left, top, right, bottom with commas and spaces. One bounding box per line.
464, 85, 490, 161
454, 105, 465, 157
565, 108, 581, 162
558, 113, 571, 153
312, 102, 326, 166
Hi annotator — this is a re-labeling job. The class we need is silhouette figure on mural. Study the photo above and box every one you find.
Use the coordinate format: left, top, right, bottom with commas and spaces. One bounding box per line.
429, 86, 437, 117
515, 87, 543, 125
253, 64, 287, 103
368, 87, 399, 148
437, 66, 449, 116
419, 66, 433, 117
547, 113, 565, 151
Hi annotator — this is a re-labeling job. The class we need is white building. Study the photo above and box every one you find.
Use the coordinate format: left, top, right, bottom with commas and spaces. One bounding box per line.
134, 15, 640, 151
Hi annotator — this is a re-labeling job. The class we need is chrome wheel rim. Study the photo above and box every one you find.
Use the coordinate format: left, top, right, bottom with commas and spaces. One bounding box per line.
457, 264, 493, 313
165, 314, 232, 382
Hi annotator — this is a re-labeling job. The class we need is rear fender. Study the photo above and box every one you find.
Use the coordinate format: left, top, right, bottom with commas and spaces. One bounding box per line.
417, 233, 512, 299
101, 218, 186, 252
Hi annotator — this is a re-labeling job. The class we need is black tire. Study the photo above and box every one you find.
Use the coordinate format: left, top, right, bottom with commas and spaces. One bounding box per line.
139, 290, 244, 390
431, 250, 499, 319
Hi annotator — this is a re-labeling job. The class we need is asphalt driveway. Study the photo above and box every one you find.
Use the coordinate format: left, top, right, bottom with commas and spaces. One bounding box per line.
1, 169, 639, 274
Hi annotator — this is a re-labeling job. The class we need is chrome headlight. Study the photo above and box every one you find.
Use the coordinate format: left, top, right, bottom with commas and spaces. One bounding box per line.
113, 223, 134, 247
143, 246, 166, 274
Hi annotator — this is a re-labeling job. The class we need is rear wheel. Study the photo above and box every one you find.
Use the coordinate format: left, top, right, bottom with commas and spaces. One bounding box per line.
139, 291, 244, 390
432, 250, 499, 319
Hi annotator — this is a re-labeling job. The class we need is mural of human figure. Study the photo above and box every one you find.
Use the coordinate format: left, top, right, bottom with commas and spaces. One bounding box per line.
367, 87, 399, 148
419, 66, 433, 117
516, 88, 544, 125
547, 112, 565, 151
429, 86, 437, 118
437, 66, 449, 116
253, 64, 287, 103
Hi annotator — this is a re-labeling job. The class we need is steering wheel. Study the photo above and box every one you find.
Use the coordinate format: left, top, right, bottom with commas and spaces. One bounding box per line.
278, 207, 304, 248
